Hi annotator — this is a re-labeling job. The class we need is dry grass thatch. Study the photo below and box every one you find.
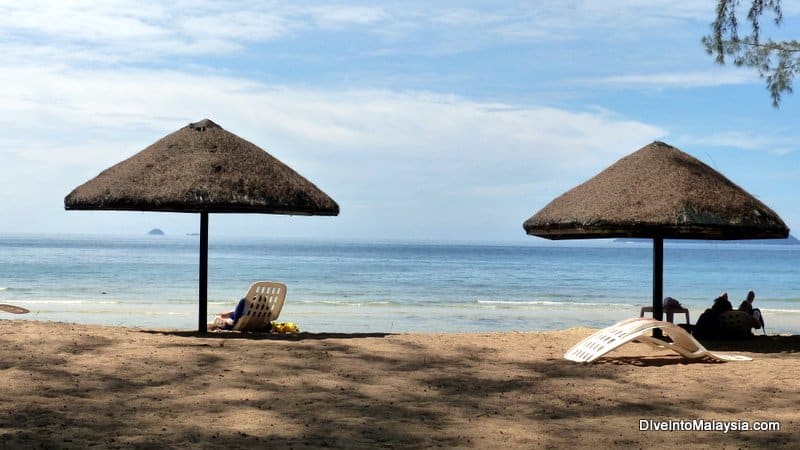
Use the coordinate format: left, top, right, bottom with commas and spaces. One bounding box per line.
524, 141, 788, 240
65, 119, 339, 215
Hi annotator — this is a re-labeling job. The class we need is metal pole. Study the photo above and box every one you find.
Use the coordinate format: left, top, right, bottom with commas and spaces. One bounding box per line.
199, 212, 209, 333
653, 236, 664, 338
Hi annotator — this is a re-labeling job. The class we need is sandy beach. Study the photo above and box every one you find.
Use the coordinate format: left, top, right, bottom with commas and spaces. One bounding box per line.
1, 319, 798, 449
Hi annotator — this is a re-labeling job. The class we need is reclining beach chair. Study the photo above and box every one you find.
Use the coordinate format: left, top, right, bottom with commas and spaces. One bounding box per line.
564, 317, 751, 363
232, 281, 287, 332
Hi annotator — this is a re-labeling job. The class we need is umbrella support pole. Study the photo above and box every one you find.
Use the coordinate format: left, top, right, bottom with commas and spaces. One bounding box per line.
199, 212, 209, 333
652, 237, 664, 338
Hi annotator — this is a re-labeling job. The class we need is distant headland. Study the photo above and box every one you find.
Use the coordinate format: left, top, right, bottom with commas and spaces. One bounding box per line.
147, 228, 165, 236
614, 235, 799, 245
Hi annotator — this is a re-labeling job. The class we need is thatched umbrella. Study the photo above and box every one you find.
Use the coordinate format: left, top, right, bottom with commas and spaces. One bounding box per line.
65, 119, 339, 332
523, 141, 788, 328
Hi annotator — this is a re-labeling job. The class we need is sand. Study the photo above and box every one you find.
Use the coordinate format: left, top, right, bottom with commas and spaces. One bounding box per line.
1, 319, 798, 449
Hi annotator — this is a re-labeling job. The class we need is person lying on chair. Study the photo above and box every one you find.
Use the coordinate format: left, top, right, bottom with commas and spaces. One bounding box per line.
208, 298, 247, 330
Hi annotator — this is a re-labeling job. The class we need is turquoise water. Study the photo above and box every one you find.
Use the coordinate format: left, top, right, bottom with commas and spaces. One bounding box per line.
1, 234, 799, 334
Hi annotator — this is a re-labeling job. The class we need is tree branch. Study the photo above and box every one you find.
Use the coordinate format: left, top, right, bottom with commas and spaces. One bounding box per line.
704, 0, 793, 106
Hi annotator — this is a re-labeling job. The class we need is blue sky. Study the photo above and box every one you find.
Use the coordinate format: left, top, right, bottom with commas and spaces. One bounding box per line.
1, 1, 798, 243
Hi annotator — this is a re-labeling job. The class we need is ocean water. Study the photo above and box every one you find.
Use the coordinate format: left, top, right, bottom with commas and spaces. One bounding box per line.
1, 234, 800, 334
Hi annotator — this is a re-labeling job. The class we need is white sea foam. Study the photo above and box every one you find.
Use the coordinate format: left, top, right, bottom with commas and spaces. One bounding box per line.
19, 299, 122, 305
19, 300, 85, 304
478, 300, 563, 306
311, 300, 392, 307
762, 308, 800, 314
5, 234, 800, 334
476, 300, 634, 308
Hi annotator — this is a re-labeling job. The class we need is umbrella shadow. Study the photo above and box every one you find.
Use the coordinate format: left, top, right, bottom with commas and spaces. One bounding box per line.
591, 355, 728, 367
141, 330, 396, 341
700, 334, 800, 354
3, 322, 798, 449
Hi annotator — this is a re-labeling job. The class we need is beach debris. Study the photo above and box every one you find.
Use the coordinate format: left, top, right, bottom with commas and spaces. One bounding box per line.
271, 321, 299, 334
0, 304, 29, 314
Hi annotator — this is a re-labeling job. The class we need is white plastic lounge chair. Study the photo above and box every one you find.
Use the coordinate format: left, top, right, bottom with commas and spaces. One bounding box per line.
232, 281, 287, 332
564, 317, 752, 363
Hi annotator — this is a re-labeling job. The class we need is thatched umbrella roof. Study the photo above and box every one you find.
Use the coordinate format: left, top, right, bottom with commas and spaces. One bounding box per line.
65, 119, 339, 332
524, 141, 788, 240
523, 141, 788, 331
65, 119, 339, 215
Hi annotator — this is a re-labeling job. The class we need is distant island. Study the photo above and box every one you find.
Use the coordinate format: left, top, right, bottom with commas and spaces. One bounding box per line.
147, 228, 165, 236
615, 235, 799, 245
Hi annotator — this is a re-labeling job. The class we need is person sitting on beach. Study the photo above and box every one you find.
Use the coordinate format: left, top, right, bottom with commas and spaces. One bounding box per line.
663, 296, 682, 309
738, 290, 765, 331
693, 292, 732, 338
208, 298, 247, 331
711, 292, 733, 314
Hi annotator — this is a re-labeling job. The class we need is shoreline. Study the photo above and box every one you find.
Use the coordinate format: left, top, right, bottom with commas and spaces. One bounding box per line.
2, 319, 797, 448
5, 234, 800, 336
8, 304, 800, 336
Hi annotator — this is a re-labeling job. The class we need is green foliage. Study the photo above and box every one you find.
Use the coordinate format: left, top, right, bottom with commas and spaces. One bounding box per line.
703, 0, 799, 107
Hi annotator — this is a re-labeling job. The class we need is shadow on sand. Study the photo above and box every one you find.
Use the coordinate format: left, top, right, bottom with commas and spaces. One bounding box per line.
1, 321, 797, 449
700, 334, 800, 354
142, 330, 396, 341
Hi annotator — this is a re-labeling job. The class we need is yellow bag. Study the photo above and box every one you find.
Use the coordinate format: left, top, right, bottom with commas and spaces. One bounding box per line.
271, 321, 299, 334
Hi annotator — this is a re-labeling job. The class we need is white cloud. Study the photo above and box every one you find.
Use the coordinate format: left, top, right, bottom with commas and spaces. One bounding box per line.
681, 132, 797, 156
0, 1, 389, 64
0, 64, 665, 238
579, 70, 760, 89
576, 0, 713, 23
0, 1, 727, 66
0, 1, 168, 41
450, 1, 714, 42
178, 11, 294, 42
10, 0, 782, 239
4, 67, 664, 175
305, 4, 387, 28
